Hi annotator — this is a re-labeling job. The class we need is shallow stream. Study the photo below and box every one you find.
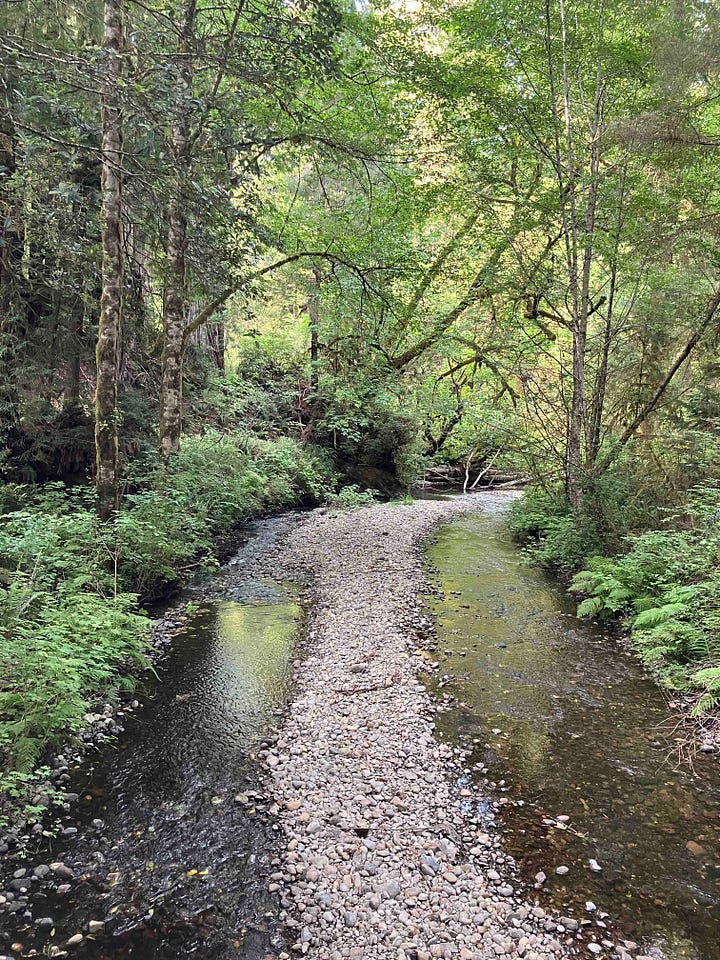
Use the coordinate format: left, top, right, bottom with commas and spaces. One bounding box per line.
425, 493, 720, 960
0, 517, 302, 959
3, 499, 720, 960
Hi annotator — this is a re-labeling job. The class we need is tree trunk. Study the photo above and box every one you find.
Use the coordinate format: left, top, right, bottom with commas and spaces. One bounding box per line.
65, 305, 83, 410
308, 265, 321, 394
0, 38, 25, 466
95, 0, 123, 520
159, 200, 187, 459
158, 0, 196, 460
552, 0, 605, 513
566, 330, 586, 511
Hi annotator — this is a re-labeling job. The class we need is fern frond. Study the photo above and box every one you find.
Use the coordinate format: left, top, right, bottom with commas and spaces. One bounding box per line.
633, 602, 689, 630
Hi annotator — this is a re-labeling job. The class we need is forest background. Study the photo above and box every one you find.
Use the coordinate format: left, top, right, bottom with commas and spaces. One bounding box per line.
2, 0, 720, 808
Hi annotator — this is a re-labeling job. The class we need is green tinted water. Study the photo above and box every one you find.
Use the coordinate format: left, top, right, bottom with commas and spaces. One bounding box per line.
426, 495, 720, 960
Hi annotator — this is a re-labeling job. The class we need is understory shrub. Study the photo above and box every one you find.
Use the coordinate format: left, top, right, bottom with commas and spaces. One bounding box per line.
508, 488, 600, 570
0, 491, 148, 777
327, 484, 379, 509
570, 487, 720, 712
0, 582, 148, 774
511, 483, 720, 713
314, 377, 425, 488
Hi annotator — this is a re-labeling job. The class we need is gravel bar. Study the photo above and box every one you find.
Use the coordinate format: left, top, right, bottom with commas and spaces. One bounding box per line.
264, 498, 574, 960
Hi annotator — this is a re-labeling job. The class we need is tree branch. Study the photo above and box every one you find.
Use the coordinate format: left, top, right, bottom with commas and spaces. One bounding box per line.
596, 285, 720, 474
181, 252, 333, 345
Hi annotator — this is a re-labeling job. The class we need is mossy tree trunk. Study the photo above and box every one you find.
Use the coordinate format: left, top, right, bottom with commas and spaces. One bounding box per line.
159, 0, 197, 461
95, 0, 124, 520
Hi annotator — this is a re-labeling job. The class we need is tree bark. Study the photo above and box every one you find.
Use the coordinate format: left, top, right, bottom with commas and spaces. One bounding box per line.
65, 305, 83, 410
159, 200, 187, 459
308, 265, 321, 394
548, 0, 605, 512
159, 0, 196, 460
0, 36, 25, 465
95, 0, 123, 520
390, 240, 509, 371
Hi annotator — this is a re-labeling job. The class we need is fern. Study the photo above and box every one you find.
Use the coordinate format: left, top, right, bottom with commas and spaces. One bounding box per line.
692, 666, 720, 689
0, 431, 340, 815
633, 602, 690, 630
561, 487, 720, 713
577, 595, 606, 617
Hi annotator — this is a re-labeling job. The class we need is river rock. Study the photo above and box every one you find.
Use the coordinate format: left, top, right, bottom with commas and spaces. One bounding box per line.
260, 498, 583, 960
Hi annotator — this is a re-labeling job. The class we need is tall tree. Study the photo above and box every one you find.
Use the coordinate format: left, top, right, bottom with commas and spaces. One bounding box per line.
158, 0, 197, 460
95, 0, 124, 518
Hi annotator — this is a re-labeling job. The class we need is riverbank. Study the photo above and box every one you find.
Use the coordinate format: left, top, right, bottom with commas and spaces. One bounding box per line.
0, 513, 308, 959
507, 487, 720, 744
424, 499, 720, 960
6, 494, 710, 960
264, 497, 577, 960
0, 433, 337, 826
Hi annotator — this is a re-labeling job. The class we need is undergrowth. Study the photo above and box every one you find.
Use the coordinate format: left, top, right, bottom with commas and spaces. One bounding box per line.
511, 485, 720, 714
0, 431, 338, 811
327, 484, 379, 509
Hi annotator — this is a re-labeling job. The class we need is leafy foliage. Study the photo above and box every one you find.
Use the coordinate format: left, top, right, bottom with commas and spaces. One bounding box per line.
0, 432, 338, 802
567, 488, 720, 711
0, 581, 148, 773
327, 485, 378, 509
508, 489, 601, 570
313, 376, 426, 489
512, 484, 720, 712
117, 432, 334, 595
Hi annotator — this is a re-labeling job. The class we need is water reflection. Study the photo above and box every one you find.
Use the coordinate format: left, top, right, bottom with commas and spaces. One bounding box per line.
426, 496, 720, 960
0, 572, 300, 960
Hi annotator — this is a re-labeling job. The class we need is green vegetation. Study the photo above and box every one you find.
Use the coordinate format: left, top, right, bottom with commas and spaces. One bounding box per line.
3, 0, 720, 806
327, 485, 379, 510
0, 431, 336, 792
511, 486, 720, 712
572, 489, 720, 714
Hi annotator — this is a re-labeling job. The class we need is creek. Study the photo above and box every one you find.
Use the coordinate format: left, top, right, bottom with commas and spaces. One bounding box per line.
2, 499, 720, 960
425, 492, 720, 960
0, 517, 302, 959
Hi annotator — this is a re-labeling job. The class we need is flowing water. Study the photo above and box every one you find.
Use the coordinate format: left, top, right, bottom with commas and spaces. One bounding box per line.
0, 517, 302, 960
4, 499, 720, 960
425, 493, 720, 960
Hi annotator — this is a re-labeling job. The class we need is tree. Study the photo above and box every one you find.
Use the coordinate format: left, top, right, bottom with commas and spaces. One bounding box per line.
158, 0, 197, 460
154, 0, 344, 457
95, 0, 124, 519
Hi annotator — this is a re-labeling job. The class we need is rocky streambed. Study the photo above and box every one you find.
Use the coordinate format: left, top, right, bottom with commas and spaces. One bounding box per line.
3, 495, 718, 960
0, 516, 305, 959
263, 497, 576, 960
